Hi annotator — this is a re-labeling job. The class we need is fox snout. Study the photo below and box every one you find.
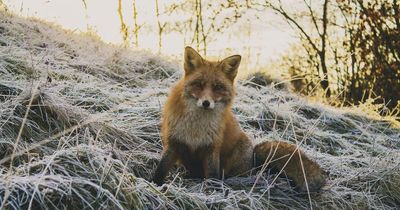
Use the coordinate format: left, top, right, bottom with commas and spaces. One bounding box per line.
190, 85, 217, 109
196, 97, 215, 109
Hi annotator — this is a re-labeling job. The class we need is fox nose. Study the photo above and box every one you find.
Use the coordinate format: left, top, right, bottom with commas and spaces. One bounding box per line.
202, 100, 210, 108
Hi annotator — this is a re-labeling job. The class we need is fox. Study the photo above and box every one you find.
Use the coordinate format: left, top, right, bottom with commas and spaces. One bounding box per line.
152, 46, 326, 192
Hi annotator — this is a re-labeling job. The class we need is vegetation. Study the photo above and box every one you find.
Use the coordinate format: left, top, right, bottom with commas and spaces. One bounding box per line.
243, 71, 288, 90
109, 0, 400, 115
262, 0, 400, 114
0, 12, 399, 209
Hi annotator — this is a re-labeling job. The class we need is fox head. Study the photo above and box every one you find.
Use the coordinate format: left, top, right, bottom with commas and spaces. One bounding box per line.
182, 46, 241, 110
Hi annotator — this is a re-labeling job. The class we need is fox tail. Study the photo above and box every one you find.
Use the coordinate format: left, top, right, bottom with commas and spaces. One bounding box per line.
253, 140, 326, 192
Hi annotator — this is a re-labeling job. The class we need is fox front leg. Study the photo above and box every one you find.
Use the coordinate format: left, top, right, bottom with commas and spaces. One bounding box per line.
204, 149, 220, 179
152, 148, 177, 186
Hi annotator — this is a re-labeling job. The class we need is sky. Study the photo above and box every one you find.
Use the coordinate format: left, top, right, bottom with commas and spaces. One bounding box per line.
3, 0, 296, 71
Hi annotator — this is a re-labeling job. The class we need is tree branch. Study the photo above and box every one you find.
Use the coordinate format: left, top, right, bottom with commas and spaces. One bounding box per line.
268, 1, 320, 53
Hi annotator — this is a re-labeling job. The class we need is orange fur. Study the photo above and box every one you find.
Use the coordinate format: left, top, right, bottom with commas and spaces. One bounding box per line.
254, 141, 326, 191
152, 47, 326, 192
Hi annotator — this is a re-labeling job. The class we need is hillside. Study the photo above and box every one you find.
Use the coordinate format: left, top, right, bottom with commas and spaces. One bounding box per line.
0, 11, 399, 209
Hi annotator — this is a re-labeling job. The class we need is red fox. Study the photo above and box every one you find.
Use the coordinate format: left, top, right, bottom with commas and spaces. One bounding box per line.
152, 46, 326, 192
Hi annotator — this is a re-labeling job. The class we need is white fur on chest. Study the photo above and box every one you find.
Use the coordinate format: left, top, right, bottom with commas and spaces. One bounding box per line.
169, 105, 223, 151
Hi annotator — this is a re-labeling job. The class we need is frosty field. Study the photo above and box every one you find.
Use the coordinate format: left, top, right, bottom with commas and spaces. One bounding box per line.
0, 12, 399, 209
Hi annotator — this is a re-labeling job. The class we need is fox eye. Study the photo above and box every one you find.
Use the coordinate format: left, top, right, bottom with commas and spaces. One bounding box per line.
192, 80, 204, 89
213, 83, 226, 91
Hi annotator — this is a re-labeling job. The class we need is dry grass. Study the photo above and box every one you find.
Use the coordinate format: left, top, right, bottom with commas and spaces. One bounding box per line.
0, 11, 399, 209
243, 71, 289, 91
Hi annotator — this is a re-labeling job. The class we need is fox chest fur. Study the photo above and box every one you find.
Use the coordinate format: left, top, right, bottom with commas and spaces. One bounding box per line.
166, 102, 224, 151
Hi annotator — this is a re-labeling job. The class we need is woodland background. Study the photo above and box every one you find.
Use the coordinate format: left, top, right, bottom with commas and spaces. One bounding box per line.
2, 0, 399, 117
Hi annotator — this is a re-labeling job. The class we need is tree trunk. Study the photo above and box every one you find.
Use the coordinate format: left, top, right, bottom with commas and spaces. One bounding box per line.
132, 0, 139, 47
319, 52, 331, 97
320, 0, 331, 98
118, 0, 129, 46
155, 0, 163, 53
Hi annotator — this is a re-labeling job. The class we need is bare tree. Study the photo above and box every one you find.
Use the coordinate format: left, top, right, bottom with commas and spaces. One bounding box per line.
264, 0, 332, 97
167, 0, 247, 55
345, 0, 400, 110
155, 0, 167, 53
263, 0, 399, 114
132, 0, 140, 47
117, 0, 129, 46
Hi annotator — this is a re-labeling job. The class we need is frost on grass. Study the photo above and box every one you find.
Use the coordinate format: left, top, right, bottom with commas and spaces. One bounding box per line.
1, 11, 400, 210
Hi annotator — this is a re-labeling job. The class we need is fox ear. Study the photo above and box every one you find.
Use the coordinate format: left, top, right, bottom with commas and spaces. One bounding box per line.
220, 55, 241, 81
184, 46, 203, 74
